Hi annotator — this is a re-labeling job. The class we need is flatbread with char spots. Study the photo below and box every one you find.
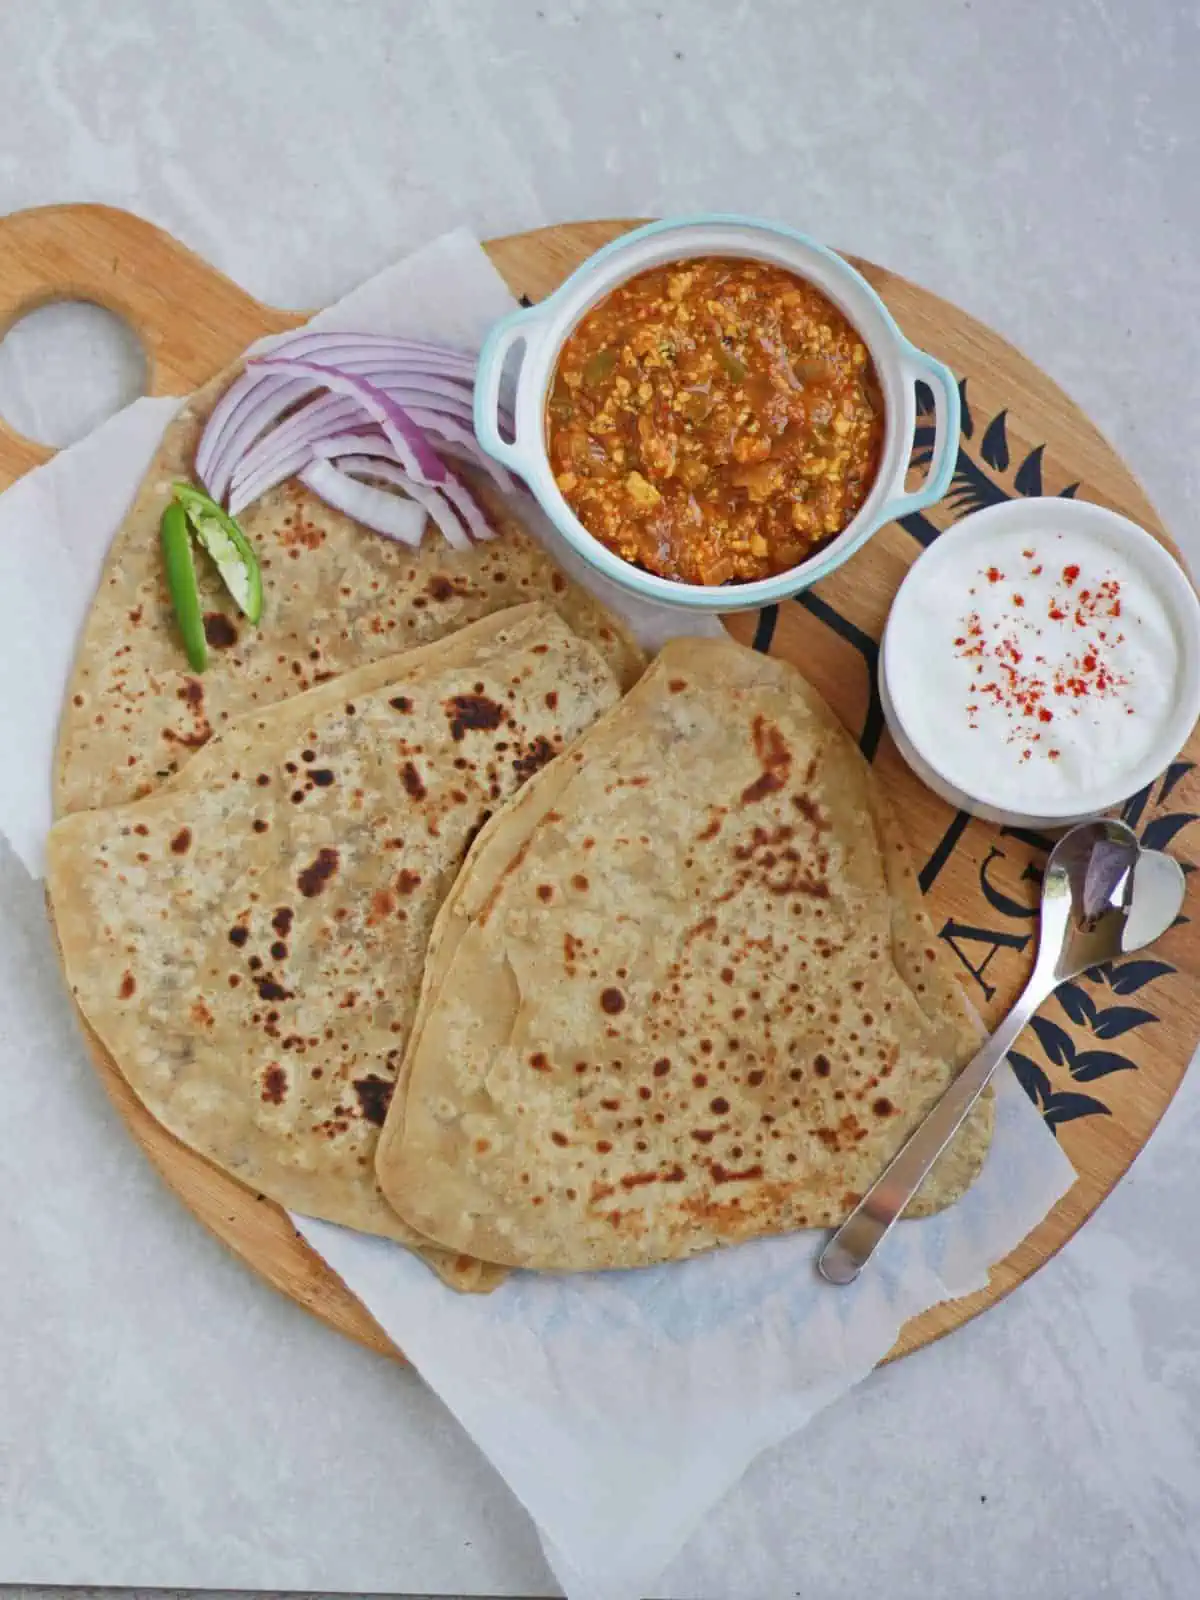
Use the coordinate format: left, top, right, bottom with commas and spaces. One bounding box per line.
46, 606, 621, 1290
376, 636, 994, 1272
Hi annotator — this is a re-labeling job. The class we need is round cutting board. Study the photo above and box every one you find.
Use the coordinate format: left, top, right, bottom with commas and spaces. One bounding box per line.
4, 205, 1196, 1365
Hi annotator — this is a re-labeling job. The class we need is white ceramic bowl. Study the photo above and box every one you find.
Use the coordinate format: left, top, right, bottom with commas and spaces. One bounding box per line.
474, 214, 961, 612
880, 498, 1200, 828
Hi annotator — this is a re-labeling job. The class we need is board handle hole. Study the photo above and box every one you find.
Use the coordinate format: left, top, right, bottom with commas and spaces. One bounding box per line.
0, 300, 146, 449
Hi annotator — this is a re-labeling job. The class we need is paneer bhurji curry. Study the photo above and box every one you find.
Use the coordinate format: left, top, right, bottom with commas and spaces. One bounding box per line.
546, 257, 884, 586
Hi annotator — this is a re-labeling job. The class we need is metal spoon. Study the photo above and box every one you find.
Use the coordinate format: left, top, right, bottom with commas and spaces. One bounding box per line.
817, 819, 1186, 1286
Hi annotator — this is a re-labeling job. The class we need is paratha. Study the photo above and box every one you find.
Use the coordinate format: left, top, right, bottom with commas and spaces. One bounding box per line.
376, 636, 994, 1272
46, 605, 621, 1289
54, 367, 643, 821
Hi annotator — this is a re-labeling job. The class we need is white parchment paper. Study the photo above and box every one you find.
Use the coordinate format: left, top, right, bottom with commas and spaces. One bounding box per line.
0, 228, 1076, 1600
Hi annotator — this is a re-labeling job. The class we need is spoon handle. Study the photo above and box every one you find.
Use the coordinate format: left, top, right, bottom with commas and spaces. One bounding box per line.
817, 981, 1048, 1285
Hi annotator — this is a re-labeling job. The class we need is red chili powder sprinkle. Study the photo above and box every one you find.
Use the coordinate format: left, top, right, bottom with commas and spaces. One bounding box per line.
951, 558, 1129, 753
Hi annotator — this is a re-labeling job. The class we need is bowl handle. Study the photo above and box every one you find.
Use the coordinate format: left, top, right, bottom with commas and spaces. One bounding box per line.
877, 345, 961, 523
474, 304, 544, 478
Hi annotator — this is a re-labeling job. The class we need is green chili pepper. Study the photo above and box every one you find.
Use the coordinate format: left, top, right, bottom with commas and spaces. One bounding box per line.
160, 502, 208, 673
172, 482, 263, 624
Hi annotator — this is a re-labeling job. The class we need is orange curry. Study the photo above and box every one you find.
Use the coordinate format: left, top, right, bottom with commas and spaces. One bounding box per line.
546, 257, 884, 585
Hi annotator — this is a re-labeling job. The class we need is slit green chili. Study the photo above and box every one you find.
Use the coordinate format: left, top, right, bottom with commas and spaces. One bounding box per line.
160, 502, 208, 673
171, 482, 263, 624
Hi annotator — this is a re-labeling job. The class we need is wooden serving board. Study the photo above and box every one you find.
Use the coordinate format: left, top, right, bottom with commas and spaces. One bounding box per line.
4, 204, 1197, 1366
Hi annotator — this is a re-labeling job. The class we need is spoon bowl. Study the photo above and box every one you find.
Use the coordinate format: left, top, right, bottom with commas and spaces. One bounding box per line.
1038, 818, 1141, 984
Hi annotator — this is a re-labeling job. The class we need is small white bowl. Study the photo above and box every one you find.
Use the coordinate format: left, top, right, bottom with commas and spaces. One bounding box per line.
474, 214, 961, 612
880, 498, 1200, 828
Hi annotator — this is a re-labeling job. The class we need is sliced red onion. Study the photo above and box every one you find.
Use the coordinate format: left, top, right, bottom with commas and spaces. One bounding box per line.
195, 334, 515, 552
297, 459, 426, 547
313, 412, 511, 493
229, 395, 362, 501
439, 474, 498, 545
251, 358, 447, 485
256, 328, 478, 372
313, 434, 397, 458
230, 378, 488, 497
196, 366, 259, 482
199, 373, 314, 502
334, 455, 473, 552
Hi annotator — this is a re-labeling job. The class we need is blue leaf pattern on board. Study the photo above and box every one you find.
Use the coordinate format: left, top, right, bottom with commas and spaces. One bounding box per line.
1056, 982, 1098, 1026
1013, 443, 1044, 495
1157, 761, 1195, 808
980, 408, 1009, 470
1044, 1092, 1112, 1131
1105, 959, 1176, 995
1008, 1050, 1051, 1108
1070, 1051, 1140, 1084
1141, 813, 1200, 851
1089, 1006, 1159, 1040
958, 378, 973, 438
1008, 1051, 1113, 1134
1029, 1015, 1074, 1065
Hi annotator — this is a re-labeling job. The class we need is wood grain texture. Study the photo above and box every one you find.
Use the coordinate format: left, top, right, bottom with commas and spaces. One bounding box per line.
6, 205, 1195, 1367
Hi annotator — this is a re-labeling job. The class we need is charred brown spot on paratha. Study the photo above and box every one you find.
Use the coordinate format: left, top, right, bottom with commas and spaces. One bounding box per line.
791, 792, 829, 833
740, 714, 792, 805
600, 986, 625, 1014
170, 827, 192, 855
163, 725, 211, 752
426, 574, 469, 603
203, 612, 238, 650
261, 1064, 287, 1105
445, 692, 504, 741
710, 1162, 763, 1184
296, 847, 339, 897
400, 761, 426, 800
352, 1074, 394, 1127
512, 735, 557, 783
118, 971, 136, 999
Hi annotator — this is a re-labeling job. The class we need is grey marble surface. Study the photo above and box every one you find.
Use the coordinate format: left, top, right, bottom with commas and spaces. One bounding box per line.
1, 1, 1199, 1597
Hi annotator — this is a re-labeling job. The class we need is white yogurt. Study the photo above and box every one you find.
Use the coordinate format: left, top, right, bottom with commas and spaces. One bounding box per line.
883, 500, 1200, 822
